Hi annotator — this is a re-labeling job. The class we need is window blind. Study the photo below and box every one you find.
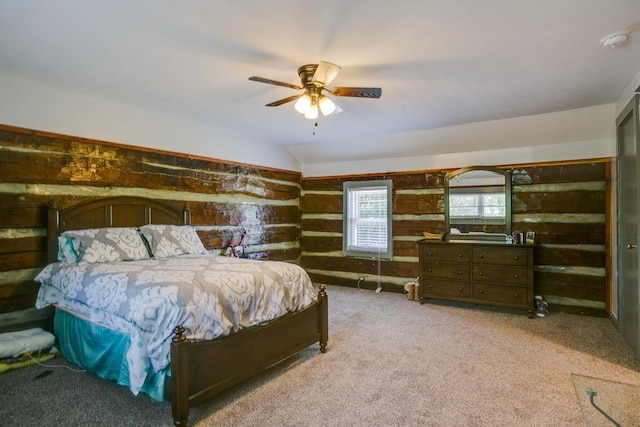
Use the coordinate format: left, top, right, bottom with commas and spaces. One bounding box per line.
347, 187, 387, 250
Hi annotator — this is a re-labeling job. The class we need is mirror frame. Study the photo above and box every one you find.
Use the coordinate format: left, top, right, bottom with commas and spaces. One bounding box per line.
444, 166, 512, 240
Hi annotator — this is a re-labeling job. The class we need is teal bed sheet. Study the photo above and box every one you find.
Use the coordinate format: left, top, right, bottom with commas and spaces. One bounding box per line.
54, 309, 169, 401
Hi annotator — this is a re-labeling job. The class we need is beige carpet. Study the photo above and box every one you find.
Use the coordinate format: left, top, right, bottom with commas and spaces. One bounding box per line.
187, 285, 640, 426
3, 284, 639, 426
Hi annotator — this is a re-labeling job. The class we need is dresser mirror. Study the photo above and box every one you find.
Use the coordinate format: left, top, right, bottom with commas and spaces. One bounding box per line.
444, 166, 511, 241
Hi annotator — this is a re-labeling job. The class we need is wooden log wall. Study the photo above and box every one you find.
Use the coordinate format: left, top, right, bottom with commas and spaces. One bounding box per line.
0, 122, 611, 322
0, 124, 302, 332
301, 161, 611, 316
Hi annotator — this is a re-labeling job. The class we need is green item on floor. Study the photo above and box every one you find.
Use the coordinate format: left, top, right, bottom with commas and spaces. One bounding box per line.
0, 351, 56, 374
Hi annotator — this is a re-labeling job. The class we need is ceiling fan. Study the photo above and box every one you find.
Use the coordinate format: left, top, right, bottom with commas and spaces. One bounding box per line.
248, 61, 382, 119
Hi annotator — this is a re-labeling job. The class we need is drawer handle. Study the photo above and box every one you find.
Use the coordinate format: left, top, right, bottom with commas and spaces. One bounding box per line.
458, 287, 464, 292
514, 293, 520, 297
479, 289, 484, 294
514, 274, 519, 279
428, 268, 432, 272
479, 272, 484, 276
458, 253, 464, 257
514, 256, 519, 260
479, 254, 484, 258
458, 270, 463, 275
429, 284, 433, 288
428, 252, 433, 256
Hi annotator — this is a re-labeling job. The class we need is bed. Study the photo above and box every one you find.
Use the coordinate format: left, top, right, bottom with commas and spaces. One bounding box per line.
34, 196, 328, 426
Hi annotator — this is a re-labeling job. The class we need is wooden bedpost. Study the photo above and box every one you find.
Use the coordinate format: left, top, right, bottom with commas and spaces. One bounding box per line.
318, 285, 328, 353
171, 325, 189, 427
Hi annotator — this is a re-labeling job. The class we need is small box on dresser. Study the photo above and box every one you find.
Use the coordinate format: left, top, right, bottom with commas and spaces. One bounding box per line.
417, 240, 535, 318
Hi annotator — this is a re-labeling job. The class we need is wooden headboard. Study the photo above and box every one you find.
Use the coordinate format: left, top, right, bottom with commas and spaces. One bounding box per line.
47, 196, 191, 263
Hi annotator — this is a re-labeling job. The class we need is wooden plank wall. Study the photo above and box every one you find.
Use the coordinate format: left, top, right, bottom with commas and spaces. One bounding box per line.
301, 161, 610, 316
0, 124, 302, 331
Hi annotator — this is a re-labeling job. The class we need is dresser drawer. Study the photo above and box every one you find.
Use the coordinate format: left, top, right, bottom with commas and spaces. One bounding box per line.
472, 247, 528, 266
421, 245, 470, 262
418, 239, 533, 316
472, 284, 528, 306
472, 266, 528, 286
423, 263, 470, 280
423, 279, 470, 298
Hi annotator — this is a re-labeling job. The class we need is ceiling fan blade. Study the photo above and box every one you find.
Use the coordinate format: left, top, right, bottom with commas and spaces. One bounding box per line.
265, 94, 301, 107
330, 87, 382, 98
312, 61, 342, 86
248, 76, 302, 90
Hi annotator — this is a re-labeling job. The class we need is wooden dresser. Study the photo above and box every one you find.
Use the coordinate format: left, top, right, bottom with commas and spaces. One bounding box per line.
417, 240, 534, 317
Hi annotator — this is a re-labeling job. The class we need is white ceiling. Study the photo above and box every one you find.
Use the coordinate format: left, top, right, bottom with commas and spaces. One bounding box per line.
1, 1, 639, 171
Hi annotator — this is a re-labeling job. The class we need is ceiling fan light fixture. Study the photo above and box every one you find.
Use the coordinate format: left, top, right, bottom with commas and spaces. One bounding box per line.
294, 93, 312, 114
318, 95, 337, 116
304, 102, 318, 119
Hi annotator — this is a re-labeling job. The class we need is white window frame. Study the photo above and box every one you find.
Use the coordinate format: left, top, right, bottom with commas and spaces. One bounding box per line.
342, 179, 393, 259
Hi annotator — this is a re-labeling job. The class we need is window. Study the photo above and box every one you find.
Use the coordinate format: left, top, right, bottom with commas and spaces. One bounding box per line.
343, 180, 393, 259
449, 189, 505, 221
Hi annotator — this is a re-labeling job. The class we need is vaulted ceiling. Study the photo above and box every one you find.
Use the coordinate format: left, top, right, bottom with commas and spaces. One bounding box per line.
1, 1, 639, 173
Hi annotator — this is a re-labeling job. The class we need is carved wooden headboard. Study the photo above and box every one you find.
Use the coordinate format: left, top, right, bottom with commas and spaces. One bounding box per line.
47, 196, 191, 263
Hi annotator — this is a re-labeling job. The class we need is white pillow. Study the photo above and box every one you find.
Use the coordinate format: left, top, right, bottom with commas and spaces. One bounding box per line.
139, 225, 208, 259
60, 227, 151, 264
0, 328, 56, 358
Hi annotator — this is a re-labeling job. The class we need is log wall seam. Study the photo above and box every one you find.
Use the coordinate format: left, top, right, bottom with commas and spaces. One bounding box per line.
141, 160, 301, 188
394, 236, 425, 241
302, 231, 342, 237
535, 265, 605, 277
301, 214, 342, 220
0, 269, 41, 285
513, 213, 606, 223
301, 251, 343, 257
209, 241, 300, 256
0, 183, 298, 206
513, 182, 606, 192
301, 190, 342, 196
0, 229, 46, 238
545, 296, 605, 309
196, 224, 299, 232
539, 243, 605, 251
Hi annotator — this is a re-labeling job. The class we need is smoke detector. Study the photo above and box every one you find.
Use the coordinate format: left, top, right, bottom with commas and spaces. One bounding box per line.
601, 31, 629, 48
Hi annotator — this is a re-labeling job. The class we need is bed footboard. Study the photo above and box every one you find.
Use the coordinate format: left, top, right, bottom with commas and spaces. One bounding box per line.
170, 285, 328, 427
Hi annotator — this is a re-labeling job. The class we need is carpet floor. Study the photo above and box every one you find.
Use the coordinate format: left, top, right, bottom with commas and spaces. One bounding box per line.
2, 284, 639, 426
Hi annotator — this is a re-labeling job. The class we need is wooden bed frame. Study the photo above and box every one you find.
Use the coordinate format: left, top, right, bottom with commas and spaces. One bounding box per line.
46, 196, 328, 426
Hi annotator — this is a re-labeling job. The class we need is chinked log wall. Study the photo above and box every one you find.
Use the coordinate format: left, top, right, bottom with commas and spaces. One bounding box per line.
301, 161, 610, 316
0, 124, 301, 331
0, 122, 611, 323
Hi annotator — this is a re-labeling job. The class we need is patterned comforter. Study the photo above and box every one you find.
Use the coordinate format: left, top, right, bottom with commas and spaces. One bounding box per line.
35, 255, 316, 394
